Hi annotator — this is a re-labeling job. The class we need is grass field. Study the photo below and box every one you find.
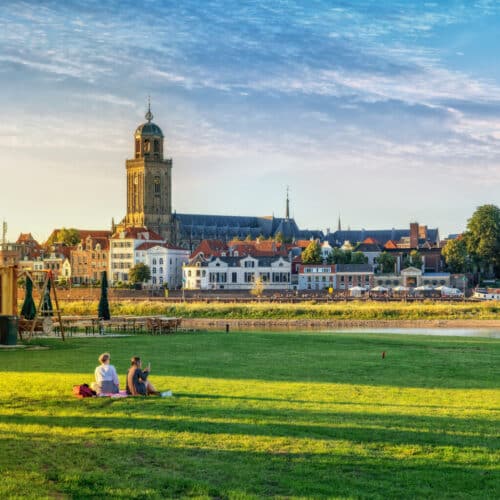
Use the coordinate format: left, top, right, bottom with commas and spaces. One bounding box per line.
58, 299, 500, 320
1, 331, 499, 499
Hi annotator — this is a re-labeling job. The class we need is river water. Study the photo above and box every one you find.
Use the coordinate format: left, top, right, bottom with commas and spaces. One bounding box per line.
329, 328, 500, 338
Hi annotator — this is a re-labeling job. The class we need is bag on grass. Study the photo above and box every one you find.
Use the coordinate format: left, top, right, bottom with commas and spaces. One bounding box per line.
73, 383, 96, 398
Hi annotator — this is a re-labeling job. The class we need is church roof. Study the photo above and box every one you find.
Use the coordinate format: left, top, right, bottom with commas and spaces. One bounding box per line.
174, 213, 323, 242
135, 122, 163, 137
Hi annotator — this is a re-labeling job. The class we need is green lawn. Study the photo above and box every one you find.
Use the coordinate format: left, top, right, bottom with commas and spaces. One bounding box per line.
1, 331, 499, 499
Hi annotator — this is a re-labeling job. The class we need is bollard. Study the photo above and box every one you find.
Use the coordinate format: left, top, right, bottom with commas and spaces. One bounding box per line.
226, 324, 230, 333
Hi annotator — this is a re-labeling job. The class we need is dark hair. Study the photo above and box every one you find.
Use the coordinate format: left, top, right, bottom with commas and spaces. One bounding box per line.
130, 356, 141, 366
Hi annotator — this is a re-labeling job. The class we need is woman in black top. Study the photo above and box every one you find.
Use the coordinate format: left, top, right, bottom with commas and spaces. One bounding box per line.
126, 356, 159, 396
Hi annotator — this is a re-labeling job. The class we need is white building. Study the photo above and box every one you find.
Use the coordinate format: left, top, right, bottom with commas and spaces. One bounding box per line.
298, 264, 335, 291
135, 242, 189, 289
183, 255, 291, 290
109, 228, 163, 284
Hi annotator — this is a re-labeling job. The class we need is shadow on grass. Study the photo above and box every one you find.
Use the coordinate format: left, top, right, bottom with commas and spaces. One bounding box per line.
0, 431, 497, 499
0, 406, 497, 451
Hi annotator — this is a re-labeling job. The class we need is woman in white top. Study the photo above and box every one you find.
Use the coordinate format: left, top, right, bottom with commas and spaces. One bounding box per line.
92, 352, 119, 394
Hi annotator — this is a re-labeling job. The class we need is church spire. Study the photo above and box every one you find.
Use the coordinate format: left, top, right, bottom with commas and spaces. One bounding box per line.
145, 95, 153, 122
337, 214, 342, 232
286, 186, 290, 219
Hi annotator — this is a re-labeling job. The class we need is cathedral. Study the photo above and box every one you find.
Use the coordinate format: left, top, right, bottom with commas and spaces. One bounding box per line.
120, 104, 322, 250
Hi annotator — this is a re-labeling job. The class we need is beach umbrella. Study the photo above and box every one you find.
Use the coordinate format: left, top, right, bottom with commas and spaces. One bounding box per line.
41, 275, 54, 317
371, 286, 389, 292
393, 286, 409, 292
20, 276, 36, 320
98, 270, 111, 320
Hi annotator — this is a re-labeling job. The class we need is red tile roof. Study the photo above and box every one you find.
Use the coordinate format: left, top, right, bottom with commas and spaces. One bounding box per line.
190, 239, 228, 259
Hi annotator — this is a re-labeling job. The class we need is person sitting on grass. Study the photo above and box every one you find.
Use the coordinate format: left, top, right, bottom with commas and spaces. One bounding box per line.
92, 352, 120, 395
126, 356, 172, 397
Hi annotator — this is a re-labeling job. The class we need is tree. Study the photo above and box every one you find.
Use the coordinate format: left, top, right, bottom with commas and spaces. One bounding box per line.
466, 204, 500, 277
376, 252, 396, 274
351, 251, 368, 265
129, 263, 151, 285
250, 276, 264, 297
275, 231, 284, 244
442, 238, 467, 273
46, 227, 80, 246
245, 234, 253, 241
327, 247, 348, 264
301, 240, 322, 264
402, 250, 423, 269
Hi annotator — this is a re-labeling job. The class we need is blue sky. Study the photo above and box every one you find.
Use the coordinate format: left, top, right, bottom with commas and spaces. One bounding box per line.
1, 0, 499, 242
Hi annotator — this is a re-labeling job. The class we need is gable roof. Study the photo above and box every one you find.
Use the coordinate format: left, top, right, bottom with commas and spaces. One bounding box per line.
111, 227, 163, 241
136, 242, 186, 251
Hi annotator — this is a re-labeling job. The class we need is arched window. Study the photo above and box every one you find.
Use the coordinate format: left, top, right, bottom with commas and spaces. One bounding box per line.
154, 176, 160, 193
154, 139, 160, 153
144, 139, 151, 153
159, 258, 163, 265
152, 259, 157, 265
135, 139, 140, 157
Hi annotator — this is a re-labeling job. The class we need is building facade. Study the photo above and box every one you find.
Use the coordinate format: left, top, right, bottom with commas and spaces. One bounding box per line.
135, 242, 189, 289
183, 255, 291, 291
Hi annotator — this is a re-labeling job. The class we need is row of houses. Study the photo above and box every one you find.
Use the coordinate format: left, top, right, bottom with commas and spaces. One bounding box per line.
6, 229, 189, 289
1, 220, 455, 290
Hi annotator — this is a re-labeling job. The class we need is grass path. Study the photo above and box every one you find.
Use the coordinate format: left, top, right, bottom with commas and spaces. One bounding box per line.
1, 331, 499, 498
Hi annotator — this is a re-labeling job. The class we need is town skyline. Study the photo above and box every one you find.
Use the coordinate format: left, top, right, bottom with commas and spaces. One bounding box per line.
2, 1, 500, 241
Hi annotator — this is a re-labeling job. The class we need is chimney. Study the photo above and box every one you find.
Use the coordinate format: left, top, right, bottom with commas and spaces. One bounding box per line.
410, 222, 419, 249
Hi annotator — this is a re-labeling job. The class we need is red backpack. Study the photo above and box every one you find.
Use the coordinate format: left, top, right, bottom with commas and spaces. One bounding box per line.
73, 384, 96, 398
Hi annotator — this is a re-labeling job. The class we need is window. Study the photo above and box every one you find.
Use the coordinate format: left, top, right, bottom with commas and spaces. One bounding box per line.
154, 176, 160, 193
159, 258, 163, 265
154, 139, 160, 153
159, 267, 163, 274
244, 272, 255, 283
152, 259, 157, 265
232, 272, 237, 283
152, 268, 157, 274
144, 139, 151, 153
244, 260, 255, 268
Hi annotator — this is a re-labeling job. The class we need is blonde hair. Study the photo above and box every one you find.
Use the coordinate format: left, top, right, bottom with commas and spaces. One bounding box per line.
98, 352, 110, 364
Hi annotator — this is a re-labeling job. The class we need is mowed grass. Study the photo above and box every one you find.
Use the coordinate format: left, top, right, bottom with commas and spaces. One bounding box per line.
1, 331, 499, 499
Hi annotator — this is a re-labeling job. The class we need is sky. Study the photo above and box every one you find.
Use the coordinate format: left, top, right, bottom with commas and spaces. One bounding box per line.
1, 0, 500, 243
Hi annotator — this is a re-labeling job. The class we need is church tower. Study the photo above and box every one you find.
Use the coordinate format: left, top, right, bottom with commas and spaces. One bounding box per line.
125, 101, 174, 240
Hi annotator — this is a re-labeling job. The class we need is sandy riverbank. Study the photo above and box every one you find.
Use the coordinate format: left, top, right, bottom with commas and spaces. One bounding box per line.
183, 318, 500, 330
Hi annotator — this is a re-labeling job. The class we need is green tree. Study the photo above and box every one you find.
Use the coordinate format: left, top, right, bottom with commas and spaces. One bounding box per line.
301, 240, 322, 264
466, 204, 500, 277
129, 263, 151, 285
47, 227, 81, 246
402, 250, 423, 269
275, 231, 284, 244
327, 248, 349, 264
376, 252, 396, 274
351, 251, 368, 265
442, 238, 467, 273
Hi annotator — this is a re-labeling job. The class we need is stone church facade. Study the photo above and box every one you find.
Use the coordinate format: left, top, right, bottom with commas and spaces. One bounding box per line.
120, 105, 322, 250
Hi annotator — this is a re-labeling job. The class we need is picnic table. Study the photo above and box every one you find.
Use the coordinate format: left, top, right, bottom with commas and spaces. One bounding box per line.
57, 316, 182, 335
